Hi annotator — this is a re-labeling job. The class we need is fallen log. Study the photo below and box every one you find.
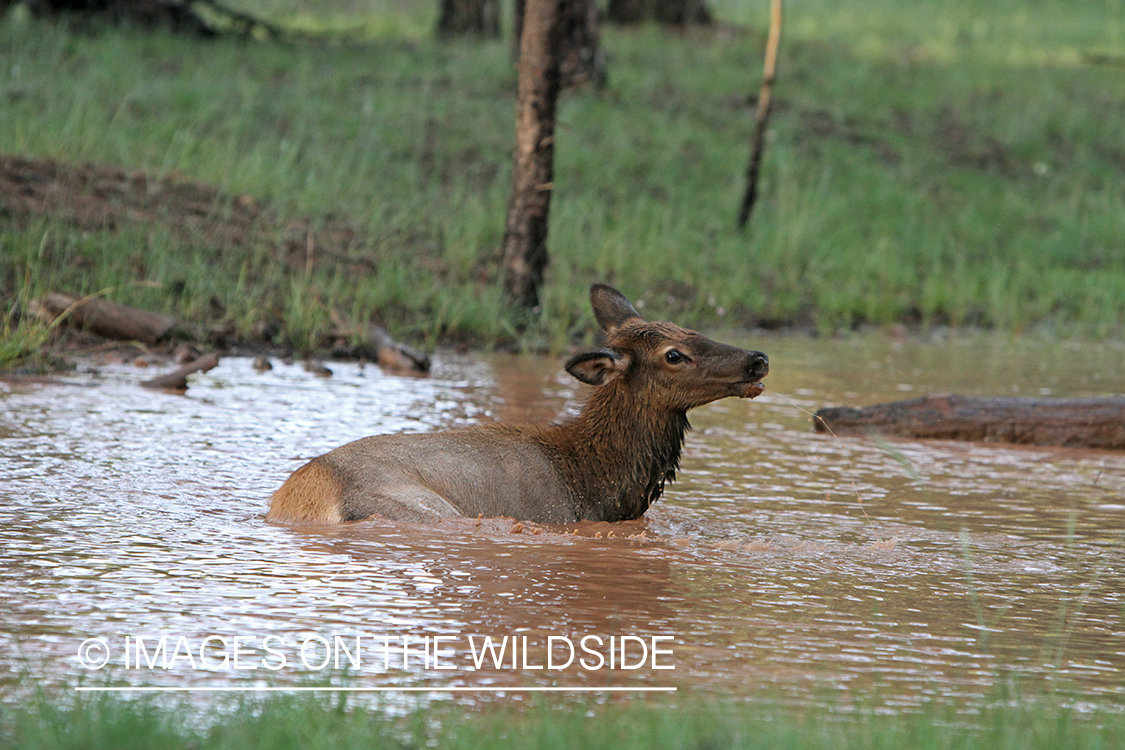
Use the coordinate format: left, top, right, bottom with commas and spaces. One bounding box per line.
141, 353, 220, 392
814, 393, 1125, 450
32, 292, 178, 346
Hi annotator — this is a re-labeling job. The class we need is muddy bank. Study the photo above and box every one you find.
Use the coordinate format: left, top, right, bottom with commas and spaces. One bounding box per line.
1, 154, 359, 263
2, 154, 436, 368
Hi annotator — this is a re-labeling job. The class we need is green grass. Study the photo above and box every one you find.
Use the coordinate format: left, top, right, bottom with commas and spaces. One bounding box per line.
3, 689, 1123, 750
1, 0, 1123, 361
0, 313, 53, 371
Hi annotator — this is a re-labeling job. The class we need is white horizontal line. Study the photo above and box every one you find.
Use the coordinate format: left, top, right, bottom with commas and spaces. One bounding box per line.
75, 686, 677, 693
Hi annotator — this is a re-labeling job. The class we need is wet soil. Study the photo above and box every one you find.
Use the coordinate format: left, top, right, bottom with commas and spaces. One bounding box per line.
0, 154, 362, 272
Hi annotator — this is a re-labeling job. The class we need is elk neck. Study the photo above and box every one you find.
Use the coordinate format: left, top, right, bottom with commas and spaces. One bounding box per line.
534, 380, 690, 521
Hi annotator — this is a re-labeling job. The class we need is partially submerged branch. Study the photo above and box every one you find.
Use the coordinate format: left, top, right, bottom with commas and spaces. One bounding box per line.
141, 352, 220, 392
329, 310, 431, 375
364, 323, 431, 375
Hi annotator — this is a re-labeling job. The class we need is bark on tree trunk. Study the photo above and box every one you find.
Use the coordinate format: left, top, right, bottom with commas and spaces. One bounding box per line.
814, 393, 1125, 450
606, 0, 711, 25
436, 0, 500, 37
514, 0, 605, 89
500, 0, 564, 310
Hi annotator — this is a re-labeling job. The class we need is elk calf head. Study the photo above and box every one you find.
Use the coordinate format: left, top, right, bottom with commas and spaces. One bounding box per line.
566, 285, 769, 412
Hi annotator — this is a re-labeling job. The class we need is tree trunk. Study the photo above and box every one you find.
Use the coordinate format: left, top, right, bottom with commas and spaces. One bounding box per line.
738, 0, 782, 228
515, 0, 605, 89
606, 0, 711, 25
500, 0, 564, 310
436, 0, 500, 37
814, 394, 1125, 450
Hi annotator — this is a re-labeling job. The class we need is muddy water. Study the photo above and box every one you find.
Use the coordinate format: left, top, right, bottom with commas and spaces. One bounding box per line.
1, 334, 1123, 707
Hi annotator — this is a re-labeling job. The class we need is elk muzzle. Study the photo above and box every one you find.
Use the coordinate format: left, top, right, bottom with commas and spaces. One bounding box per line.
739, 351, 769, 399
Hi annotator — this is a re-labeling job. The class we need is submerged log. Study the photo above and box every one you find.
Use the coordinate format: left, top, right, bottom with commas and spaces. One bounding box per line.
140, 353, 220, 392
33, 292, 178, 346
814, 393, 1125, 450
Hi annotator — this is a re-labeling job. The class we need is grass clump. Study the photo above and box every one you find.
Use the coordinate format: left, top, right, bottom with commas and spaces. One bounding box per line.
0, 232, 62, 370
0, 314, 54, 371
0, 0, 1122, 354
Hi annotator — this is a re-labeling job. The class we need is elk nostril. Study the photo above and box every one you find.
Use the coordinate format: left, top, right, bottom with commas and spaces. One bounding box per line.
748, 352, 769, 378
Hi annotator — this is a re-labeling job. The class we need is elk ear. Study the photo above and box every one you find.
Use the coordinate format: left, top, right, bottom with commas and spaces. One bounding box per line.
565, 349, 628, 386
590, 284, 642, 334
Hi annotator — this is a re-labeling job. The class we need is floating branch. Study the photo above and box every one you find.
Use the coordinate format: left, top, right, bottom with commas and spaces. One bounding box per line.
141, 353, 220, 392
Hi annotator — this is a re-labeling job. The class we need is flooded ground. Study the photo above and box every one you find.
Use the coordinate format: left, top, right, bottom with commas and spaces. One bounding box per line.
1, 332, 1123, 708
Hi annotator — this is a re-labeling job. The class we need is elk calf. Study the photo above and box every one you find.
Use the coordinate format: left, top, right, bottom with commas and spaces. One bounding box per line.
268, 284, 768, 524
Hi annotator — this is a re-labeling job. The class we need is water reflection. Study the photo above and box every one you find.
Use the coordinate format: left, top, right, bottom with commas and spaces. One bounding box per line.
0, 334, 1122, 706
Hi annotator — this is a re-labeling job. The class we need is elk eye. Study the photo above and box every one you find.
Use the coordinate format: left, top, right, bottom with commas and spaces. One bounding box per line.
665, 350, 684, 365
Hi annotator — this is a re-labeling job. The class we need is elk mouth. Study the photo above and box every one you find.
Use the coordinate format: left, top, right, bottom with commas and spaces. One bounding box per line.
736, 351, 768, 398
737, 380, 766, 399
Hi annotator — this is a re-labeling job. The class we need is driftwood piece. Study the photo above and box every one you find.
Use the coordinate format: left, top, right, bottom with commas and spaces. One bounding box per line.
140, 353, 220, 392
33, 292, 178, 346
815, 393, 1125, 450
365, 323, 431, 375
328, 310, 430, 375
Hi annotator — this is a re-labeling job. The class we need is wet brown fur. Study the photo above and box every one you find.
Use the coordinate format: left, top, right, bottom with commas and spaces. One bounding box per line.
267, 285, 768, 524
269, 460, 346, 524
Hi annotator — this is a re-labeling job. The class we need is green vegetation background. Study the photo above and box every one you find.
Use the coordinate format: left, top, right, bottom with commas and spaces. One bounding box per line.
1, 0, 1123, 356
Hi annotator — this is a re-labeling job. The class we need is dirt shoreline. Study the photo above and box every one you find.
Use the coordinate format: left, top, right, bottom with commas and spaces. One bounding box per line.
1, 153, 442, 373
0, 154, 362, 263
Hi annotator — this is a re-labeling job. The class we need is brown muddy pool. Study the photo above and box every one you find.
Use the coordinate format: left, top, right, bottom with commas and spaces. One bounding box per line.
1, 333, 1123, 708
